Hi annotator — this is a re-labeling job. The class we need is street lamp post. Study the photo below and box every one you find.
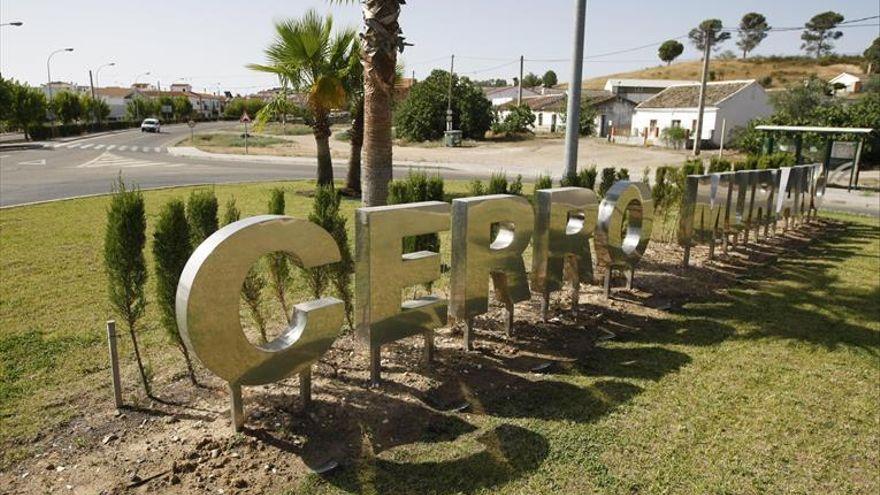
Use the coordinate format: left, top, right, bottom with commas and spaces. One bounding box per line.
133, 71, 151, 121
94, 62, 116, 90
46, 47, 74, 129
0, 21, 24, 27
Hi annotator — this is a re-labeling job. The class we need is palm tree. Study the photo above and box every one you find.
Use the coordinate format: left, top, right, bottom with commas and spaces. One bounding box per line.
249, 10, 358, 186
342, 0, 408, 206
343, 39, 365, 195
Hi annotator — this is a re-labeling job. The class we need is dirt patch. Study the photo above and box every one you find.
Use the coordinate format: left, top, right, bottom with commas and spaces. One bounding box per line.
0, 220, 837, 495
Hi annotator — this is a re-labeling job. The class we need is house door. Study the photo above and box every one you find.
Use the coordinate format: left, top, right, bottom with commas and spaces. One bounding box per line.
551, 113, 557, 133
599, 114, 607, 137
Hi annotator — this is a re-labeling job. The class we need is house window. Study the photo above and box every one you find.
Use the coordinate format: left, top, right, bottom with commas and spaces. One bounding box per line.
671, 120, 681, 128
649, 119, 657, 130
538, 113, 543, 126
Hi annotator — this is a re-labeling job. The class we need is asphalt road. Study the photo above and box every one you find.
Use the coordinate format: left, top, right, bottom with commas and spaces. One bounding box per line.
0, 124, 877, 217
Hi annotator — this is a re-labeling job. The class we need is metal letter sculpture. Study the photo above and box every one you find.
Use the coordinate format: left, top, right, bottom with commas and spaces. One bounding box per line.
531, 187, 598, 320
176, 215, 343, 431
355, 201, 450, 385
594, 181, 653, 297
450, 194, 534, 350
718, 171, 750, 251
807, 163, 826, 220
679, 174, 724, 266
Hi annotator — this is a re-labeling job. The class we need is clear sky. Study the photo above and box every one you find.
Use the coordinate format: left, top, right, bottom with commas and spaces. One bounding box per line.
1, 0, 877, 94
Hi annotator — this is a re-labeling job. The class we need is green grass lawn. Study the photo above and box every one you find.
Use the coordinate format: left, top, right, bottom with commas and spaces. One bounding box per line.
0, 181, 878, 493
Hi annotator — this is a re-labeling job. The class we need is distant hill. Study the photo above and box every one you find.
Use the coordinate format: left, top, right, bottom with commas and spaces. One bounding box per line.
577, 55, 865, 90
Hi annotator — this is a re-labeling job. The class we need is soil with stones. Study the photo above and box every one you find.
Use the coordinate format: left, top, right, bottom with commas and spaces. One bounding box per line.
0, 220, 836, 495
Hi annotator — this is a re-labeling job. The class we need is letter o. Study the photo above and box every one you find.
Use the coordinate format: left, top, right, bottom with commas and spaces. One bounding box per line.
594, 181, 653, 268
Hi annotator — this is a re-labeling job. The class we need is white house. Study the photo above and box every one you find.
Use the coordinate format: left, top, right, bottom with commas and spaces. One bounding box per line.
94, 87, 134, 121
497, 90, 637, 136
631, 79, 772, 147
829, 72, 865, 95
604, 78, 695, 103
484, 86, 541, 107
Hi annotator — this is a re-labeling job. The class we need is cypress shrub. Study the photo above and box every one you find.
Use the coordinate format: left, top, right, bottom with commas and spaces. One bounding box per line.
222, 197, 241, 226
388, 171, 444, 254
223, 197, 268, 342
598, 167, 617, 197
682, 158, 704, 176
615, 168, 630, 182
708, 156, 732, 172
104, 176, 151, 396
265, 187, 292, 322
152, 199, 197, 385
426, 173, 444, 202
186, 189, 218, 246
307, 184, 355, 329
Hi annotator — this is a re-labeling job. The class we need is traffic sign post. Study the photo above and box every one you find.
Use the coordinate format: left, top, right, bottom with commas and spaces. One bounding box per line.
188, 119, 196, 143
240, 112, 251, 155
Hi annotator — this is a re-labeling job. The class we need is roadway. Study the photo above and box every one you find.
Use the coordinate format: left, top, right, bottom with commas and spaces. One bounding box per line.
0, 123, 877, 217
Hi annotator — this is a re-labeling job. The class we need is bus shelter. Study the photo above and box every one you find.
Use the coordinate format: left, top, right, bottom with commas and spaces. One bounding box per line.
755, 125, 874, 190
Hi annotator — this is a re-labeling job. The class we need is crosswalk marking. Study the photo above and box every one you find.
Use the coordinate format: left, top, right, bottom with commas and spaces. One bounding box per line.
49, 142, 166, 153
77, 151, 179, 169
154, 147, 161, 153
105, 145, 116, 150
67, 143, 82, 149
94, 144, 105, 150
117, 145, 128, 151
80, 144, 94, 149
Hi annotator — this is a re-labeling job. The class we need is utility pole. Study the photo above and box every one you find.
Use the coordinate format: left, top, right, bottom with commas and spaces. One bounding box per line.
446, 54, 454, 131
89, 70, 95, 99
563, 0, 587, 179
692, 29, 712, 157
517, 55, 524, 105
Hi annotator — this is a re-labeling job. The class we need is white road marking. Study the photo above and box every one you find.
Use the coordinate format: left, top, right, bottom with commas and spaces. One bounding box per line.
154, 147, 162, 153
79, 144, 94, 149
105, 145, 116, 150
117, 145, 128, 151
93, 144, 105, 150
77, 151, 177, 169
66, 143, 82, 149
18, 158, 46, 166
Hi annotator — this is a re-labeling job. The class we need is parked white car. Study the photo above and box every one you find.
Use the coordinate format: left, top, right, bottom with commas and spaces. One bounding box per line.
140, 118, 161, 133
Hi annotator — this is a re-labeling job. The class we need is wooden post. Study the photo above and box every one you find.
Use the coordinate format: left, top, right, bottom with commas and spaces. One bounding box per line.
106, 320, 123, 409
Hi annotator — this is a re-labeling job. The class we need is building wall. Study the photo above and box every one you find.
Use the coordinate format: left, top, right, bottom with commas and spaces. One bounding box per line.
593, 98, 635, 137
631, 108, 717, 144
714, 83, 772, 145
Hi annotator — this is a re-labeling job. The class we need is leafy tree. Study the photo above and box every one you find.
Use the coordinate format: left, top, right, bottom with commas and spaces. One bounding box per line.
658, 40, 684, 65
864, 37, 880, 74
770, 76, 834, 123
801, 11, 844, 58
717, 50, 737, 60
249, 10, 358, 186
104, 176, 151, 396
474, 78, 507, 87
493, 104, 535, 135
737, 13, 770, 58
579, 99, 598, 136
151, 199, 198, 385
660, 126, 688, 149
0, 76, 13, 123
689, 19, 731, 53
223, 97, 266, 119
81, 94, 110, 123
50, 91, 83, 124
521, 72, 542, 88
394, 69, 493, 141
541, 70, 558, 87
6, 81, 47, 139
172, 95, 193, 120
126, 96, 158, 121
186, 189, 219, 247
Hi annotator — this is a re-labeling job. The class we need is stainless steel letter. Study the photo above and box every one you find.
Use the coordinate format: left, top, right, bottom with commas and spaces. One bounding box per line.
595, 181, 653, 295
450, 194, 534, 350
355, 201, 450, 385
176, 215, 343, 431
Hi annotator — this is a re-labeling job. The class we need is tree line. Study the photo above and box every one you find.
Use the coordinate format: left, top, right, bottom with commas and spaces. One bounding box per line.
657, 11, 863, 66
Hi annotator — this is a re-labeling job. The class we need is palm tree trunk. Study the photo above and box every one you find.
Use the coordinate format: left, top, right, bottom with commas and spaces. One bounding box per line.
360, 0, 402, 206
313, 117, 334, 186
346, 98, 364, 193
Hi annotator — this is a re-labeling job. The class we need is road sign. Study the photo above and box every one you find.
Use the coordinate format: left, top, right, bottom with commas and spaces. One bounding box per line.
187, 120, 196, 128
240, 112, 251, 123
161, 104, 172, 114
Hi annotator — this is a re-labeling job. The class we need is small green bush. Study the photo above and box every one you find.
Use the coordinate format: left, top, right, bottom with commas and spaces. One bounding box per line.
265, 187, 292, 321
388, 171, 445, 255
580, 166, 598, 190
616, 168, 630, 182
468, 179, 485, 196
488, 171, 509, 194
104, 176, 150, 396
682, 158, 704, 176
151, 199, 197, 385
534, 173, 553, 192
493, 105, 535, 135
222, 197, 241, 226
222, 198, 269, 343
708, 156, 732, 172
186, 189, 219, 247
509, 174, 524, 196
